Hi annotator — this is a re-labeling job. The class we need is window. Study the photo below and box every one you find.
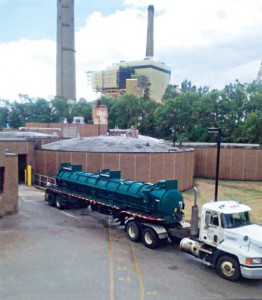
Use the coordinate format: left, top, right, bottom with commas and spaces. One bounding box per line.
0, 167, 4, 193
221, 212, 251, 228
205, 210, 220, 227
211, 213, 219, 226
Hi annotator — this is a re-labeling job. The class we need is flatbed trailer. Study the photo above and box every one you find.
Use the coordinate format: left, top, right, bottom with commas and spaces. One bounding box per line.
45, 184, 190, 249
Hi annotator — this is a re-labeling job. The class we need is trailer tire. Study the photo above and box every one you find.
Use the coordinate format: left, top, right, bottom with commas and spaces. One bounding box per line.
55, 194, 67, 210
216, 255, 241, 282
79, 202, 89, 208
46, 193, 56, 207
142, 227, 159, 249
126, 221, 141, 242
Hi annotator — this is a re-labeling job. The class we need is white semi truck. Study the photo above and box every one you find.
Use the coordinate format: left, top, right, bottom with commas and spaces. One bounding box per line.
180, 194, 262, 281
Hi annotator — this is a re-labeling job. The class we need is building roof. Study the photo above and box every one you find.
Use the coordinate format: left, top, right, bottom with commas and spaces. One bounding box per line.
117, 58, 171, 74
0, 131, 58, 141
41, 135, 193, 153
178, 142, 260, 149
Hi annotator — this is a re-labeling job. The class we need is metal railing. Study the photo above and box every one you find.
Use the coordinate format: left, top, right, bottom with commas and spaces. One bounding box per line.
34, 173, 56, 189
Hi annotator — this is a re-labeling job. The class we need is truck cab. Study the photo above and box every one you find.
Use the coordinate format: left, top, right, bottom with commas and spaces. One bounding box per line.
200, 201, 251, 245
199, 200, 262, 280
180, 200, 262, 281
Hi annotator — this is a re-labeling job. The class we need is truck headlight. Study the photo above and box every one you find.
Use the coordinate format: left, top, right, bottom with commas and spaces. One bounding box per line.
246, 258, 262, 264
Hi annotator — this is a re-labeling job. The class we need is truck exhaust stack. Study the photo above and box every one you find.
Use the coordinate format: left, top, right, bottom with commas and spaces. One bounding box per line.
190, 187, 199, 237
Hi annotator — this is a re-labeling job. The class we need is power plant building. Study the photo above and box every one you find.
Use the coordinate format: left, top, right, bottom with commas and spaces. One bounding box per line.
91, 59, 171, 102
91, 5, 171, 102
56, 0, 76, 102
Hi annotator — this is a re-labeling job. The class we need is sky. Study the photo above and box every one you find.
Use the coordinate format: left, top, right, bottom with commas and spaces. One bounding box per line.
0, 0, 261, 101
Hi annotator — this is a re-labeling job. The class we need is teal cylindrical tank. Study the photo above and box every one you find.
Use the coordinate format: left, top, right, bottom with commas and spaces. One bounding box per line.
55, 164, 184, 223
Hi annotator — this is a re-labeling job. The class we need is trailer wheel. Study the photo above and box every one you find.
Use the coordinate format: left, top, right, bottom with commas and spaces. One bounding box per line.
142, 227, 159, 249
46, 192, 56, 207
126, 221, 141, 242
55, 194, 67, 210
216, 255, 241, 281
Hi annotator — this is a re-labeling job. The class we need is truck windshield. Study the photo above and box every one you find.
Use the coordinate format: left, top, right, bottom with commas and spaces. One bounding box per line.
221, 212, 251, 228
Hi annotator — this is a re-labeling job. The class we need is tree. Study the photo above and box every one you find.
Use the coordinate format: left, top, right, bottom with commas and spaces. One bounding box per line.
0, 79, 260, 143
0, 99, 10, 130
238, 111, 262, 144
27, 98, 52, 123
110, 94, 141, 129
50, 97, 70, 122
154, 99, 177, 139
162, 84, 180, 102
70, 99, 93, 124
181, 80, 197, 93
138, 100, 159, 137
9, 101, 27, 128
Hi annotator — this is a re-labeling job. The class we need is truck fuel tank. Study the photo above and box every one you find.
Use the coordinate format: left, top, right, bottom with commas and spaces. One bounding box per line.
180, 238, 212, 258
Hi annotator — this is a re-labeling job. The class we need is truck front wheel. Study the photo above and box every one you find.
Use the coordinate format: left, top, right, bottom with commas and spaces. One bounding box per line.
142, 227, 159, 249
216, 255, 241, 281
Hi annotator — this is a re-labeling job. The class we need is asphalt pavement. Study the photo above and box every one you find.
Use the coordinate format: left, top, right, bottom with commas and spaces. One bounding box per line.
0, 185, 261, 300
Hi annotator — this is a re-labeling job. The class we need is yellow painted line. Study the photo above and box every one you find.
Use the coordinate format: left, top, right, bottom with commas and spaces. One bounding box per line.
108, 226, 114, 300
130, 242, 145, 300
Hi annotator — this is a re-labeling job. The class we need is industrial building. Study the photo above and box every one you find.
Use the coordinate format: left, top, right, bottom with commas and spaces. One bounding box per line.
56, 2, 171, 102
90, 5, 171, 103
91, 59, 171, 102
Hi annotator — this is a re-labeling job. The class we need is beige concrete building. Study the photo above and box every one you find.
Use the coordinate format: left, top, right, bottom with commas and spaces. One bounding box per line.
91, 58, 171, 103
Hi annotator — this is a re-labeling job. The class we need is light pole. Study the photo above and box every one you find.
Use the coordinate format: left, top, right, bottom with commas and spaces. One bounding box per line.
172, 109, 177, 146
169, 109, 177, 146
207, 127, 221, 202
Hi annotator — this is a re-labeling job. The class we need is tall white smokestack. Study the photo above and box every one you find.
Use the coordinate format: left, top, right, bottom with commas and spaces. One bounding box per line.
146, 5, 154, 58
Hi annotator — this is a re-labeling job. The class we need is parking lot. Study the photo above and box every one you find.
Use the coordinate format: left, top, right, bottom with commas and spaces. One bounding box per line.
0, 185, 261, 300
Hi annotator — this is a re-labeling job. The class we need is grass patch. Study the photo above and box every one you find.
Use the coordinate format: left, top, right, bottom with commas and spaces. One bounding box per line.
182, 179, 262, 225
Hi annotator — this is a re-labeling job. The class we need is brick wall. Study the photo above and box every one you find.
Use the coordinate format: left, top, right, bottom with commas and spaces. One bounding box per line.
0, 151, 18, 216
35, 150, 195, 191
0, 141, 36, 170
195, 147, 262, 180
